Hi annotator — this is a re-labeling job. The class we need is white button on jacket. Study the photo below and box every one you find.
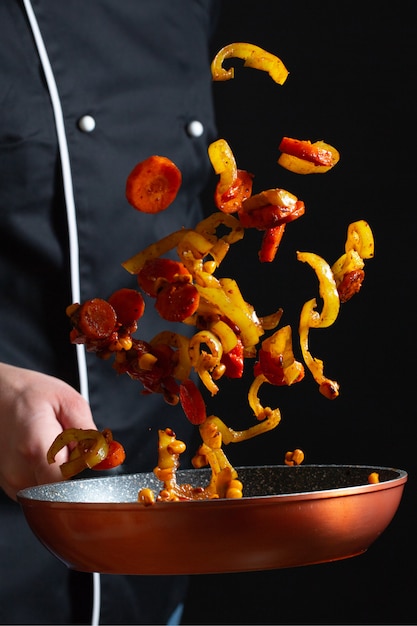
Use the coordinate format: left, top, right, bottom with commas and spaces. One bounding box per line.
78, 114, 96, 132
186, 119, 204, 137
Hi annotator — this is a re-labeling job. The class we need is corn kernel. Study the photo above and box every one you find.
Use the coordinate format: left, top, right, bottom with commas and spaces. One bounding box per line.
368, 472, 380, 484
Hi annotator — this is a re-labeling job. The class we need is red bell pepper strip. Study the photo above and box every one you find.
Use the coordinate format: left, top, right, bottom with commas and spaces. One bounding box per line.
220, 338, 244, 378
179, 378, 207, 425
259, 224, 286, 263
279, 137, 334, 166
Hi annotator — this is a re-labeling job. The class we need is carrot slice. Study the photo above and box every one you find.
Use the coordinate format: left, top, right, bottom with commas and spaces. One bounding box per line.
155, 282, 200, 322
126, 155, 182, 213
107, 288, 145, 325
137, 258, 191, 297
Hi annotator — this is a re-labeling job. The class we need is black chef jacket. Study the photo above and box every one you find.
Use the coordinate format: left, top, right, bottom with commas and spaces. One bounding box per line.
0, 1, 219, 623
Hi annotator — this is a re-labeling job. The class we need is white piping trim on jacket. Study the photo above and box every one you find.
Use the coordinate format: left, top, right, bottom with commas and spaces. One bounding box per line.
21, 3, 100, 625
22, 0, 89, 403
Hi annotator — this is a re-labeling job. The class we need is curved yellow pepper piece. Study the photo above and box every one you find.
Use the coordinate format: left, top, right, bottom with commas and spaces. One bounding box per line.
211, 42, 289, 85
47, 428, 109, 479
150, 331, 192, 382
189, 330, 224, 395
331, 220, 374, 286
205, 409, 281, 446
210, 319, 238, 353
208, 139, 238, 195
344, 219, 374, 259
195, 280, 263, 349
297, 251, 340, 399
195, 211, 244, 246
297, 251, 340, 328
262, 324, 305, 386
122, 229, 191, 275
194, 211, 244, 267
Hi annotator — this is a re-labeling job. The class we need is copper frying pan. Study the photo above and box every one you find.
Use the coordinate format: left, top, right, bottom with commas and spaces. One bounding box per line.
17, 464, 407, 575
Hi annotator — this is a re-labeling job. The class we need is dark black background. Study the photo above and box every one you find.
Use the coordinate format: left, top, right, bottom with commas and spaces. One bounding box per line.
182, 1, 416, 624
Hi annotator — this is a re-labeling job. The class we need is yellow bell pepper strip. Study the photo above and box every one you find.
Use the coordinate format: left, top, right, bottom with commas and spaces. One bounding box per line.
208, 139, 237, 195
175, 228, 225, 291
259, 307, 284, 331
247, 374, 282, 425
188, 329, 224, 395
331, 250, 365, 291
331, 220, 375, 302
254, 325, 305, 386
203, 410, 281, 446
121, 229, 191, 275
195, 284, 260, 350
194, 211, 244, 249
150, 331, 192, 382
210, 319, 238, 353
177, 229, 215, 262
297, 251, 340, 328
211, 42, 289, 85
184, 212, 244, 276
176, 229, 217, 281
208, 139, 253, 214
297, 251, 341, 399
344, 220, 374, 260
47, 428, 109, 479
278, 138, 340, 174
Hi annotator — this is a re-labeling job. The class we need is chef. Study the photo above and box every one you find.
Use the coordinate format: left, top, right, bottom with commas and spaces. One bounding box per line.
0, 1, 219, 623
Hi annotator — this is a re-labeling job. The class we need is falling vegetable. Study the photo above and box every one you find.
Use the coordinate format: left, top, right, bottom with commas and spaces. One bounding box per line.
125, 155, 182, 213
